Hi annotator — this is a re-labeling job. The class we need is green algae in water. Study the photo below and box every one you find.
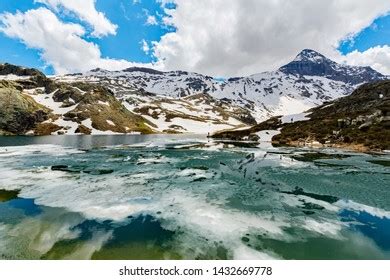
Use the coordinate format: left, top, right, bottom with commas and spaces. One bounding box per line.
0, 189, 19, 202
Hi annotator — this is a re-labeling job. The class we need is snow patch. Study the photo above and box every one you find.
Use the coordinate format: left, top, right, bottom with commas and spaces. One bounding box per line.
106, 120, 115, 126
256, 130, 281, 142
281, 112, 311, 124
0, 74, 31, 81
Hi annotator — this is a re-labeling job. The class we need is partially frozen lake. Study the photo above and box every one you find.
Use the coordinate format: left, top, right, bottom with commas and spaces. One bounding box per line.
0, 135, 389, 260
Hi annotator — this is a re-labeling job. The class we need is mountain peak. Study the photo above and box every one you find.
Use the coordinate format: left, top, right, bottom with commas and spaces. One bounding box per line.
279, 49, 385, 84
293, 49, 327, 63
122, 67, 164, 75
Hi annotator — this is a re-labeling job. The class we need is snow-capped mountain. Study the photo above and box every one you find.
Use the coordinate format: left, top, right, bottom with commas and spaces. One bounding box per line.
57, 49, 387, 122
279, 49, 385, 85
61, 67, 216, 98
1, 49, 387, 136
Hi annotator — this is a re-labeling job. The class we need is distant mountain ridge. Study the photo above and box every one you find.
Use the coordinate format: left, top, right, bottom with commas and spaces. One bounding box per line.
58, 49, 387, 122
0, 49, 388, 136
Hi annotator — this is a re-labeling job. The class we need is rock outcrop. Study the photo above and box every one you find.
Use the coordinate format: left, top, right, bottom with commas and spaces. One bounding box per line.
0, 66, 155, 135
0, 80, 51, 135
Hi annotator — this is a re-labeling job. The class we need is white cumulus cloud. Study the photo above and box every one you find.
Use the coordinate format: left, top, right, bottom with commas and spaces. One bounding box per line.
35, 0, 117, 37
0, 8, 153, 74
342, 45, 390, 75
152, 0, 390, 77
2, 1, 390, 77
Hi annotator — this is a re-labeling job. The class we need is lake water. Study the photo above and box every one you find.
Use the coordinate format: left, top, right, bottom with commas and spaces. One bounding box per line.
0, 135, 389, 260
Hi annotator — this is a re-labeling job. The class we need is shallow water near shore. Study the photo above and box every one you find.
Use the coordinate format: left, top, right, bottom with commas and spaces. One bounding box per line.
0, 135, 389, 260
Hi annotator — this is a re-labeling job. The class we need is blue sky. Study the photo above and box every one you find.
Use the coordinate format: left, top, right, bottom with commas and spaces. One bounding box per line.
92, 0, 175, 63
0, 0, 174, 74
1, 1, 390, 76
0, 1, 46, 71
339, 15, 390, 54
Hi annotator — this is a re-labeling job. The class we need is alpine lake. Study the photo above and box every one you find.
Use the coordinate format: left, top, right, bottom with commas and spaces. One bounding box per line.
0, 134, 389, 260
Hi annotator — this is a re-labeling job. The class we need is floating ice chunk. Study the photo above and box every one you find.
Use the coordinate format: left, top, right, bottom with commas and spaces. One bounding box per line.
302, 219, 343, 237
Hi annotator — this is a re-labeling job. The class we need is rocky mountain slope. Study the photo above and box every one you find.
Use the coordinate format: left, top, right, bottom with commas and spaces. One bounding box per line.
273, 80, 390, 151
213, 81, 390, 151
0, 64, 155, 135
58, 49, 387, 122
279, 49, 384, 84
0, 63, 253, 135
121, 92, 256, 134
0, 80, 51, 135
